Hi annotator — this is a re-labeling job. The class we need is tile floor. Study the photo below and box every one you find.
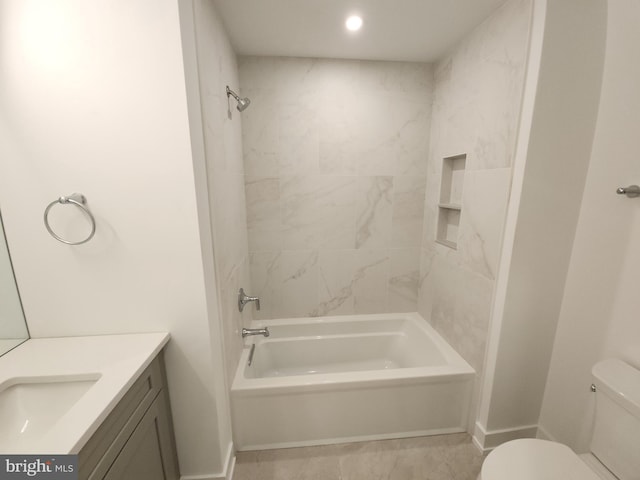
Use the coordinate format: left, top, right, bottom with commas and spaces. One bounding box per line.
233, 433, 485, 480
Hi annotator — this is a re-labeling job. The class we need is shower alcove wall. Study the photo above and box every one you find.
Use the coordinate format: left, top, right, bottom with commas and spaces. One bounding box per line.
241, 57, 433, 319
237, 0, 533, 424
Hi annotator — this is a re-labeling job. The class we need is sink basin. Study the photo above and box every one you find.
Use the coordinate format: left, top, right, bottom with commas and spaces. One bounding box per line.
0, 334, 169, 454
0, 376, 99, 451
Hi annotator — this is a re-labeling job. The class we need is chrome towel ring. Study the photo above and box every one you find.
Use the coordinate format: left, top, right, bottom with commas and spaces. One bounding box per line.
44, 193, 96, 245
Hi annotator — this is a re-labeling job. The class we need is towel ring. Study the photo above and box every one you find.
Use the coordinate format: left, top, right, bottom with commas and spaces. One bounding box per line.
44, 193, 96, 245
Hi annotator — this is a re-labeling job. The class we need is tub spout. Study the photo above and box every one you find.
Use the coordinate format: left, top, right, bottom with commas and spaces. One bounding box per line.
242, 327, 270, 338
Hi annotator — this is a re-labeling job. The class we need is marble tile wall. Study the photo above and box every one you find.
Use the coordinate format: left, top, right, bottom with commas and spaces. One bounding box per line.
240, 57, 433, 319
418, 0, 532, 374
193, 0, 252, 385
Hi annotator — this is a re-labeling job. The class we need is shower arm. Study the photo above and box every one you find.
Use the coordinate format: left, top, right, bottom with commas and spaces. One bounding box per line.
226, 86, 241, 102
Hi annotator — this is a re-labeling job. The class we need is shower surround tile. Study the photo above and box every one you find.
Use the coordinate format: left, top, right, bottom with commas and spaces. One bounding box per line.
388, 248, 421, 313
250, 250, 322, 319
278, 250, 319, 317
422, 250, 494, 374
353, 249, 390, 314
355, 176, 393, 249
418, 0, 532, 378
457, 168, 512, 280
318, 91, 359, 176
250, 248, 424, 318
356, 61, 434, 93
245, 176, 281, 252
249, 251, 281, 321
319, 119, 358, 175
193, 0, 252, 388
280, 176, 356, 250
241, 94, 279, 176
481, 0, 533, 65
240, 57, 433, 318
391, 176, 426, 248
417, 247, 437, 317
314, 250, 356, 316
277, 104, 320, 176
352, 94, 406, 176
472, 60, 526, 170
452, 269, 494, 372
393, 98, 432, 176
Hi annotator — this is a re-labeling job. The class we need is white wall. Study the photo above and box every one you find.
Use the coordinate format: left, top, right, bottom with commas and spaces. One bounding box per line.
475, 0, 607, 449
0, 0, 229, 477
240, 57, 433, 318
538, 0, 640, 452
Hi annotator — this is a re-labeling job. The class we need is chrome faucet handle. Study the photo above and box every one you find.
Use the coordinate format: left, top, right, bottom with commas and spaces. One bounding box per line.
616, 185, 640, 197
238, 288, 261, 312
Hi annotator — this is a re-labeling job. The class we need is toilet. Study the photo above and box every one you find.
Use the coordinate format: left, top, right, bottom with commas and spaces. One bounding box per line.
480, 358, 640, 480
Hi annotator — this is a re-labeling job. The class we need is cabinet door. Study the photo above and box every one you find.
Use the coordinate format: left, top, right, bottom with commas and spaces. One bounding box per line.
81, 360, 164, 479
103, 393, 179, 480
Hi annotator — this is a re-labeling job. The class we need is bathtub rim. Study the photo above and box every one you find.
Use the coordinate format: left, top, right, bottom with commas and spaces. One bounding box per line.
232, 312, 474, 394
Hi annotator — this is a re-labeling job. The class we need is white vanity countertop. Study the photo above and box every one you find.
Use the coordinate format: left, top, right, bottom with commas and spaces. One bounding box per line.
0, 332, 170, 454
0, 338, 26, 355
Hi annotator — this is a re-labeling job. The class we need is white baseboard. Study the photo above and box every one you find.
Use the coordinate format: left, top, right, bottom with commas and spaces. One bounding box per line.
226, 451, 236, 480
181, 443, 236, 480
472, 422, 538, 452
471, 432, 485, 454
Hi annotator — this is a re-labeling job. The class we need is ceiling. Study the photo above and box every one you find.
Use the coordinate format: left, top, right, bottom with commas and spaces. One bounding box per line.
213, 0, 509, 63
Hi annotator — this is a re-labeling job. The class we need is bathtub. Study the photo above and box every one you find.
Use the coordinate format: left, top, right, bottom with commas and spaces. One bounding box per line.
231, 312, 474, 451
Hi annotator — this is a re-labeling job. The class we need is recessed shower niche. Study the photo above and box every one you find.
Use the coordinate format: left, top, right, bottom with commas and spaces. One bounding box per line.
436, 154, 466, 249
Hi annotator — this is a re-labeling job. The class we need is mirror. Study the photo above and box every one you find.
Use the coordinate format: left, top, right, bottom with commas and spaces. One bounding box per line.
0, 211, 29, 356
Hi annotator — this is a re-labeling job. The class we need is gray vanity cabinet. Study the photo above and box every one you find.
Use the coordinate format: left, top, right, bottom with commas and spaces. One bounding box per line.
102, 393, 175, 480
78, 352, 179, 480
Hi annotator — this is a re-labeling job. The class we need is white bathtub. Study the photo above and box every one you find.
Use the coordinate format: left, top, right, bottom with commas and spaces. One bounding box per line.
231, 312, 474, 451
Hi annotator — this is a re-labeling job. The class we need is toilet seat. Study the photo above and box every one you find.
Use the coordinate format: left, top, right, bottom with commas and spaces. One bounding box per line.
480, 439, 604, 480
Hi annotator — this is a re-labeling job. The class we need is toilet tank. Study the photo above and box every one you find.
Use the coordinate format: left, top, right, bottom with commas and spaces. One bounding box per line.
590, 359, 640, 480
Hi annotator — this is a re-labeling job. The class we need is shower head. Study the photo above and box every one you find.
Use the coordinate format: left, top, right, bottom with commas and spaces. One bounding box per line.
226, 86, 251, 112
236, 96, 251, 112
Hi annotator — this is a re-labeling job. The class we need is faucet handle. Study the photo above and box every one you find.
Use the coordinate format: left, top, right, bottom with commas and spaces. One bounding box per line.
238, 288, 261, 312
617, 185, 640, 197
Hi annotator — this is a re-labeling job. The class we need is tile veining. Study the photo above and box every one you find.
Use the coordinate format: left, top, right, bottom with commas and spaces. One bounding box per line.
356, 176, 393, 249
418, 0, 532, 374
241, 57, 433, 318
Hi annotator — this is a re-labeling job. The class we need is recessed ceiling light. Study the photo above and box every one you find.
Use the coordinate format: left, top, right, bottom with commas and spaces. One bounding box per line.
345, 15, 363, 32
